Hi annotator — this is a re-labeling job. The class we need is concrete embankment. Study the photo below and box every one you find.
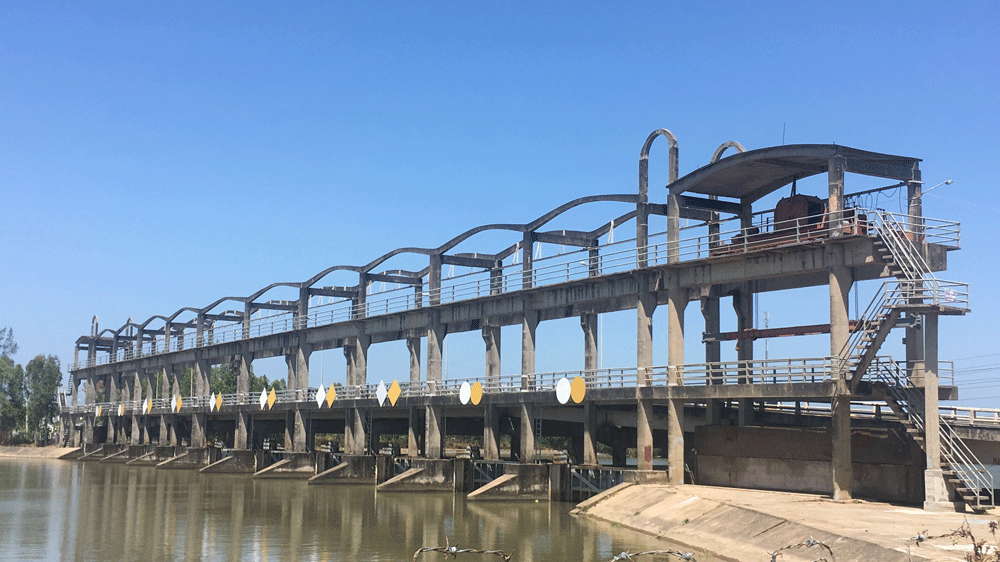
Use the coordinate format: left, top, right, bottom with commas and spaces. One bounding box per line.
573, 483, 997, 562
0, 446, 80, 459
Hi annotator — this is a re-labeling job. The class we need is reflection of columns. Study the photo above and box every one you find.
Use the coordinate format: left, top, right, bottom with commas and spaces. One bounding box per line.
426, 405, 444, 459
482, 325, 501, 390
830, 245, 852, 500
520, 403, 535, 463
521, 308, 537, 390
483, 403, 500, 461
666, 285, 687, 483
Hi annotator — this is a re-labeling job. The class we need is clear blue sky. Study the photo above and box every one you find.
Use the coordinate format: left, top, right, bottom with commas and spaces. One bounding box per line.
1, 1, 998, 405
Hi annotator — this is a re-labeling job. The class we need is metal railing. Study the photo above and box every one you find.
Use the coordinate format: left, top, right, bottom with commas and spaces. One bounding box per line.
871, 358, 994, 509
569, 466, 627, 501
74, 208, 964, 371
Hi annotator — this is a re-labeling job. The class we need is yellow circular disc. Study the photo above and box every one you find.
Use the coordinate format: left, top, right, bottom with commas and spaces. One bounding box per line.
470, 381, 483, 405
570, 376, 586, 403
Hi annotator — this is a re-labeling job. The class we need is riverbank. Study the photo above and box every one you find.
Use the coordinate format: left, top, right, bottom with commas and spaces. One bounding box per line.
0, 445, 78, 459
573, 483, 997, 562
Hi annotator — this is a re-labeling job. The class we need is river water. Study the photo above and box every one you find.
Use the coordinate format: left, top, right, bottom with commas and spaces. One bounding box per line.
0, 458, 683, 562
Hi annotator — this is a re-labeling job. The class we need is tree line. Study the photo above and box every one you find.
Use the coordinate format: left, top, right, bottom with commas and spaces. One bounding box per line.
0, 328, 62, 445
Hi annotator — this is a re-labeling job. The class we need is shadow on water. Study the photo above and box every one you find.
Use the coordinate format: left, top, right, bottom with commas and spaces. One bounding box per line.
0, 459, 715, 562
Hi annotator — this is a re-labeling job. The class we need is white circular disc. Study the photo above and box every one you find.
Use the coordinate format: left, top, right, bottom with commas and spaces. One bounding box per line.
555, 377, 571, 404
459, 382, 472, 405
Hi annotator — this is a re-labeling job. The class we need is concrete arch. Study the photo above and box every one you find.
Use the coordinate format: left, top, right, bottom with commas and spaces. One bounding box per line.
710, 141, 746, 164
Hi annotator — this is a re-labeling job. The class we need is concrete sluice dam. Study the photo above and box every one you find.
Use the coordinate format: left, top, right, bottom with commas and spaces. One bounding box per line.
56, 131, 1000, 558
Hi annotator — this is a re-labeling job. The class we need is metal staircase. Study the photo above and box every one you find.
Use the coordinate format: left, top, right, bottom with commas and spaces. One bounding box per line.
841, 210, 969, 391
841, 210, 989, 510
870, 358, 994, 511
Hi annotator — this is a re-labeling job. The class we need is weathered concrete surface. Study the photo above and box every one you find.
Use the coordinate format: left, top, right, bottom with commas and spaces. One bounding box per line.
252, 453, 314, 479
377, 459, 458, 492
467, 463, 551, 501
694, 425, 924, 503
308, 455, 376, 484
156, 448, 211, 469
0, 446, 80, 459
574, 483, 997, 562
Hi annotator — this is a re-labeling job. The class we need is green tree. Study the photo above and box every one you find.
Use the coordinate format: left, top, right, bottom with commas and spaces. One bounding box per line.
24, 355, 61, 443
0, 327, 16, 357
0, 358, 25, 443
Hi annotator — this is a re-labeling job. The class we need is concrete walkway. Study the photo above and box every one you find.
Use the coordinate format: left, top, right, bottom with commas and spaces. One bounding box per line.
574, 483, 998, 562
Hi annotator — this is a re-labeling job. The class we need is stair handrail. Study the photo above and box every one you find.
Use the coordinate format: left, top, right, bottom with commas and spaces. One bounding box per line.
871, 358, 994, 509
872, 210, 934, 282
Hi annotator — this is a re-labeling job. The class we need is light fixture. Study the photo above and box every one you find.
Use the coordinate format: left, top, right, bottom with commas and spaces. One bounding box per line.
922, 179, 954, 195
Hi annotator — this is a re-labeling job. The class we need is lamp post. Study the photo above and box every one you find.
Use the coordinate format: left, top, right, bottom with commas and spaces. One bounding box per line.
922, 179, 954, 195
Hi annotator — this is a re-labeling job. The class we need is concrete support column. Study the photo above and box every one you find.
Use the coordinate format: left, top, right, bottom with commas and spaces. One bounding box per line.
235, 410, 248, 449
285, 344, 311, 399
293, 409, 307, 452
426, 405, 444, 459
636, 398, 654, 471
828, 156, 845, 237
236, 352, 251, 404
701, 290, 723, 424
734, 284, 754, 425
831, 395, 852, 500
483, 325, 501, 391
829, 246, 853, 500
131, 369, 142, 445
427, 320, 445, 393
520, 403, 536, 463
581, 313, 598, 372
521, 308, 537, 390
483, 402, 500, 461
406, 336, 421, 386
637, 273, 656, 386
107, 373, 117, 403
284, 411, 294, 451
169, 366, 180, 401
923, 313, 950, 510
191, 413, 206, 448
352, 407, 367, 455
83, 416, 94, 444
344, 410, 355, 454
666, 286, 687, 483
583, 401, 598, 465
166, 414, 177, 446
408, 407, 421, 457
194, 359, 210, 399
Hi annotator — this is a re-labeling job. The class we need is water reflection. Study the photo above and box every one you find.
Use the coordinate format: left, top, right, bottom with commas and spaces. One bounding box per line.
0, 459, 684, 562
